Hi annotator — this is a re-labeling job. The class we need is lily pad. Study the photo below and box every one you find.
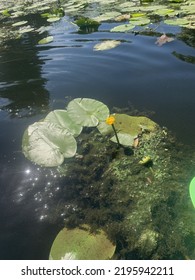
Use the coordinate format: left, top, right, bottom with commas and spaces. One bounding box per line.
12, 20, 28, 27
18, 26, 35, 34
98, 114, 157, 147
94, 40, 121, 51
154, 8, 176, 16
164, 18, 189, 26
93, 12, 121, 22
67, 98, 109, 127
44, 110, 82, 137
49, 225, 116, 260
130, 17, 150, 26
110, 24, 135, 32
189, 177, 195, 208
22, 121, 77, 167
47, 17, 61, 23
111, 132, 135, 146
38, 36, 53, 45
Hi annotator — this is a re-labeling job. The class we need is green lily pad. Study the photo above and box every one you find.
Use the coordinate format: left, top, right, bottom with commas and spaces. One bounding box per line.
12, 20, 28, 27
130, 17, 150, 26
47, 17, 61, 23
49, 225, 116, 260
98, 114, 157, 147
18, 26, 35, 34
93, 12, 121, 22
111, 132, 135, 146
22, 121, 77, 167
164, 18, 189, 26
189, 177, 195, 208
67, 98, 109, 127
154, 8, 176, 16
110, 24, 135, 32
44, 110, 82, 137
94, 40, 121, 51
38, 36, 53, 45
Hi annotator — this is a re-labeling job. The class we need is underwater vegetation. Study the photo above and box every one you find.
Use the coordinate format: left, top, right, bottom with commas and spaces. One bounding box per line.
22, 98, 195, 260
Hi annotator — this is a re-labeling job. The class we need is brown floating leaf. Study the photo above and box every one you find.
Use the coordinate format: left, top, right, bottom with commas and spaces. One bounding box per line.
133, 137, 139, 148
115, 14, 130, 21
155, 33, 174, 46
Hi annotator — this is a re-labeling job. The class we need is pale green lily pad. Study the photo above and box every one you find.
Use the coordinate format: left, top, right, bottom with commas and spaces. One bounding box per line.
189, 177, 195, 208
44, 110, 82, 137
49, 225, 116, 260
93, 12, 121, 22
130, 17, 150, 26
38, 36, 53, 45
94, 40, 121, 51
113, 114, 157, 135
47, 17, 61, 23
111, 132, 135, 146
110, 24, 135, 32
98, 114, 157, 147
164, 18, 189, 26
67, 98, 109, 127
22, 121, 77, 167
12, 20, 28, 27
18, 26, 35, 34
154, 8, 176, 16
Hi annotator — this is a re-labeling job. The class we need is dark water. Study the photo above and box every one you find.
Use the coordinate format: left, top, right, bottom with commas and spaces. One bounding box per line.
0, 14, 195, 259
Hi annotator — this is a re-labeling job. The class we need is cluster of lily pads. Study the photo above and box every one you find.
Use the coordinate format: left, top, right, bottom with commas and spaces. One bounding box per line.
22, 98, 157, 167
22, 98, 109, 167
1, 0, 195, 45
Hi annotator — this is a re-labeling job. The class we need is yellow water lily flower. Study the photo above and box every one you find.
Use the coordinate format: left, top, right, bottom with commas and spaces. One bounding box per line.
106, 115, 115, 125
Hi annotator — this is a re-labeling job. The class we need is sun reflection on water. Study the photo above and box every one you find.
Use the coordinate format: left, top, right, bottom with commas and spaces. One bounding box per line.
14, 165, 68, 222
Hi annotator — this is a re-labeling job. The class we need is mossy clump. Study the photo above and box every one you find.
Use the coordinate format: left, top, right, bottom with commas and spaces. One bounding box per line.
75, 17, 101, 32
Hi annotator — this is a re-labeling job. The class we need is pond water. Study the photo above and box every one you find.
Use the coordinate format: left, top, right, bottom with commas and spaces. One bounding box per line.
0, 0, 195, 259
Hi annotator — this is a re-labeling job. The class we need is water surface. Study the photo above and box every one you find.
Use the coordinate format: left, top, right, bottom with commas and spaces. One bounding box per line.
0, 5, 195, 259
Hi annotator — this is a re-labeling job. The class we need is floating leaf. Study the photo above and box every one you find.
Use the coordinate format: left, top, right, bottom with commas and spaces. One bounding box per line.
110, 24, 135, 32
93, 12, 121, 22
18, 26, 34, 34
155, 33, 174, 46
44, 110, 82, 137
47, 17, 61, 23
111, 132, 135, 146
98, 114, 157, 147
131, 13, 146, 18
130, 17, 150, 26
189, 177, 195, 208
115, 14, 130, 21
12, 20, 28, 27
67, 98, 109, 127
2, 9, 11, 17
38, 36, 53, 45
49, 225, 116, 260
93, 40, 121, 51
154, 8, 176, 16
22, 121, 77, 167
164, 18, 189, 27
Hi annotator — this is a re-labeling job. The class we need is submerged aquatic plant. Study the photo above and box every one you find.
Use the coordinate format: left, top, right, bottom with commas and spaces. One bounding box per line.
75, 17, 100, 33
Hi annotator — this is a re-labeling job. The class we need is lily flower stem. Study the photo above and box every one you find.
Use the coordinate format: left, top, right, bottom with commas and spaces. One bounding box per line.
111, 124, 120, 147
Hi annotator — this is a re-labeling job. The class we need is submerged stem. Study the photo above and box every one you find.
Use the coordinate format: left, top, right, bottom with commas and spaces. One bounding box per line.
111, 124, 120, 147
